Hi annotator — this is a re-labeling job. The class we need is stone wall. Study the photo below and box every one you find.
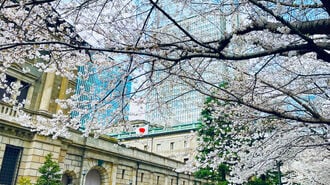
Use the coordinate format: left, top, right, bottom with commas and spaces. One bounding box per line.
119, 131, 197, 163
0, 122, 204, 185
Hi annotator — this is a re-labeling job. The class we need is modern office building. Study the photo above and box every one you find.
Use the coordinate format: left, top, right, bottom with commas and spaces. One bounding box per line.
75, 56, 132, 126
144, 9, 232, 126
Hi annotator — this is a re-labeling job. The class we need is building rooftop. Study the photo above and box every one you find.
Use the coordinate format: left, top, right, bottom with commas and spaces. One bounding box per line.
109, 122, 201, 139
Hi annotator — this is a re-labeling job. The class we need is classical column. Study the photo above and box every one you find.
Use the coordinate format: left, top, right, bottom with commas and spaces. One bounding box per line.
132, 165, 137, 185
39, 72, 55, 111
164, 175, 168, 185
56, 77, 69, 112
24, 84, 34, 109
149, 172, 155, 185
110, 163, 118, 185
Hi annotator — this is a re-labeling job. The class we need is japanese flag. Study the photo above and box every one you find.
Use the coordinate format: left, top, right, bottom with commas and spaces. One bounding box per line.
136, 125, 149, 136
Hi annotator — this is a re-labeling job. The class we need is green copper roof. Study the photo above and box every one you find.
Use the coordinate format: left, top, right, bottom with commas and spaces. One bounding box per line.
109, 122, 201, 139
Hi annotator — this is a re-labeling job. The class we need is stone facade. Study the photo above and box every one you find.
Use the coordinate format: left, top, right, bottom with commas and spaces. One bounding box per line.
0, 120, 204, 185
117, 128, 198, 163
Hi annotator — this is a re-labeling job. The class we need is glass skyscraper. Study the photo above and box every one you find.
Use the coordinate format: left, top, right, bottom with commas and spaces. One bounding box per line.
74, 55, 132, 127
144, 7, 230, 126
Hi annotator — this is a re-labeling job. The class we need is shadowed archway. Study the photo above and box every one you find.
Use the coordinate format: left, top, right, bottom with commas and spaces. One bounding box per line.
62, 170, 77, 185
84, 165, 109, 185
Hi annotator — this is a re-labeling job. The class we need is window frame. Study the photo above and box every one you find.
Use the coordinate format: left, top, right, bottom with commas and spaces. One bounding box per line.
0, 144, 23, 185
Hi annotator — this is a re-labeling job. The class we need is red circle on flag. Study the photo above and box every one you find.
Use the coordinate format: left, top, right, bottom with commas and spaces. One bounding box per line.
139, 127, 145, 133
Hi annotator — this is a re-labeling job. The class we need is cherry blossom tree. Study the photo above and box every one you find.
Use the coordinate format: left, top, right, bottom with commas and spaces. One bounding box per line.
191, 95, 329, 184
1, 0, 329, 183
0, 0, 329, 133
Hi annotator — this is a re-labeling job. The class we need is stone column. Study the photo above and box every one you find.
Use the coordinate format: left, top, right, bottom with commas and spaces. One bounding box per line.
56, 77, 68, 112
39, 73, 55, 111
164, 175, 169, 185
131, 166, 137, 185
24, 85, 34, 109
149, 172, 155, 185
110, 163, 118, 185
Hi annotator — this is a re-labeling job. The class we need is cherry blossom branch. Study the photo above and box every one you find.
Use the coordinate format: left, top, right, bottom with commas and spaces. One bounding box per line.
249, 0, 330, 62
258, 0, 323, 9
248, 19, 330, 35
3, 40, 329, 63
2, 0, 56, 8
149, 0, 216, 51
163, 68, 330, 125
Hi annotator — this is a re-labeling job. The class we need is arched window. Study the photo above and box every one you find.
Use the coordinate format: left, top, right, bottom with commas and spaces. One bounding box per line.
85, 169, 101, 185
61, 173, 73, 185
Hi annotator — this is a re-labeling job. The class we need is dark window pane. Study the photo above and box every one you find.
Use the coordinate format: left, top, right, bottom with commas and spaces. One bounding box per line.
0, 75, 16, 100
0, 145, 22, 185
0, 75, 29, 103
17, 81, 29, 103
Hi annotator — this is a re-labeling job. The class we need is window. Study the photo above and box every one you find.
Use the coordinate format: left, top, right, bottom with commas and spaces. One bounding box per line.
184, 158, 189, 163
0, 75, 29, 103
171, 179, 174, 185
0, 75, 16, 100
140, 172, 144, 182
183, 181, 186, 185
156, 144, 161, 151
17, 81, 29, 103
0, 145, 23, 185
156, 176, 160, 184
184, 140, 187, 148
170, 142, 174, 150
121, 169, 125, 179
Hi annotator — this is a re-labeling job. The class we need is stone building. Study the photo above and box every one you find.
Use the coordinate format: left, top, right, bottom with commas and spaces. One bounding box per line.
110, 121, 199, 163
0, 65, 204, 184
0, 121, 203, 185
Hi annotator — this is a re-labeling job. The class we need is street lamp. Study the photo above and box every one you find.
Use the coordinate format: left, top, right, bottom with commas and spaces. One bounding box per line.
82, 169, 88, 176
82, 169, 88, 185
